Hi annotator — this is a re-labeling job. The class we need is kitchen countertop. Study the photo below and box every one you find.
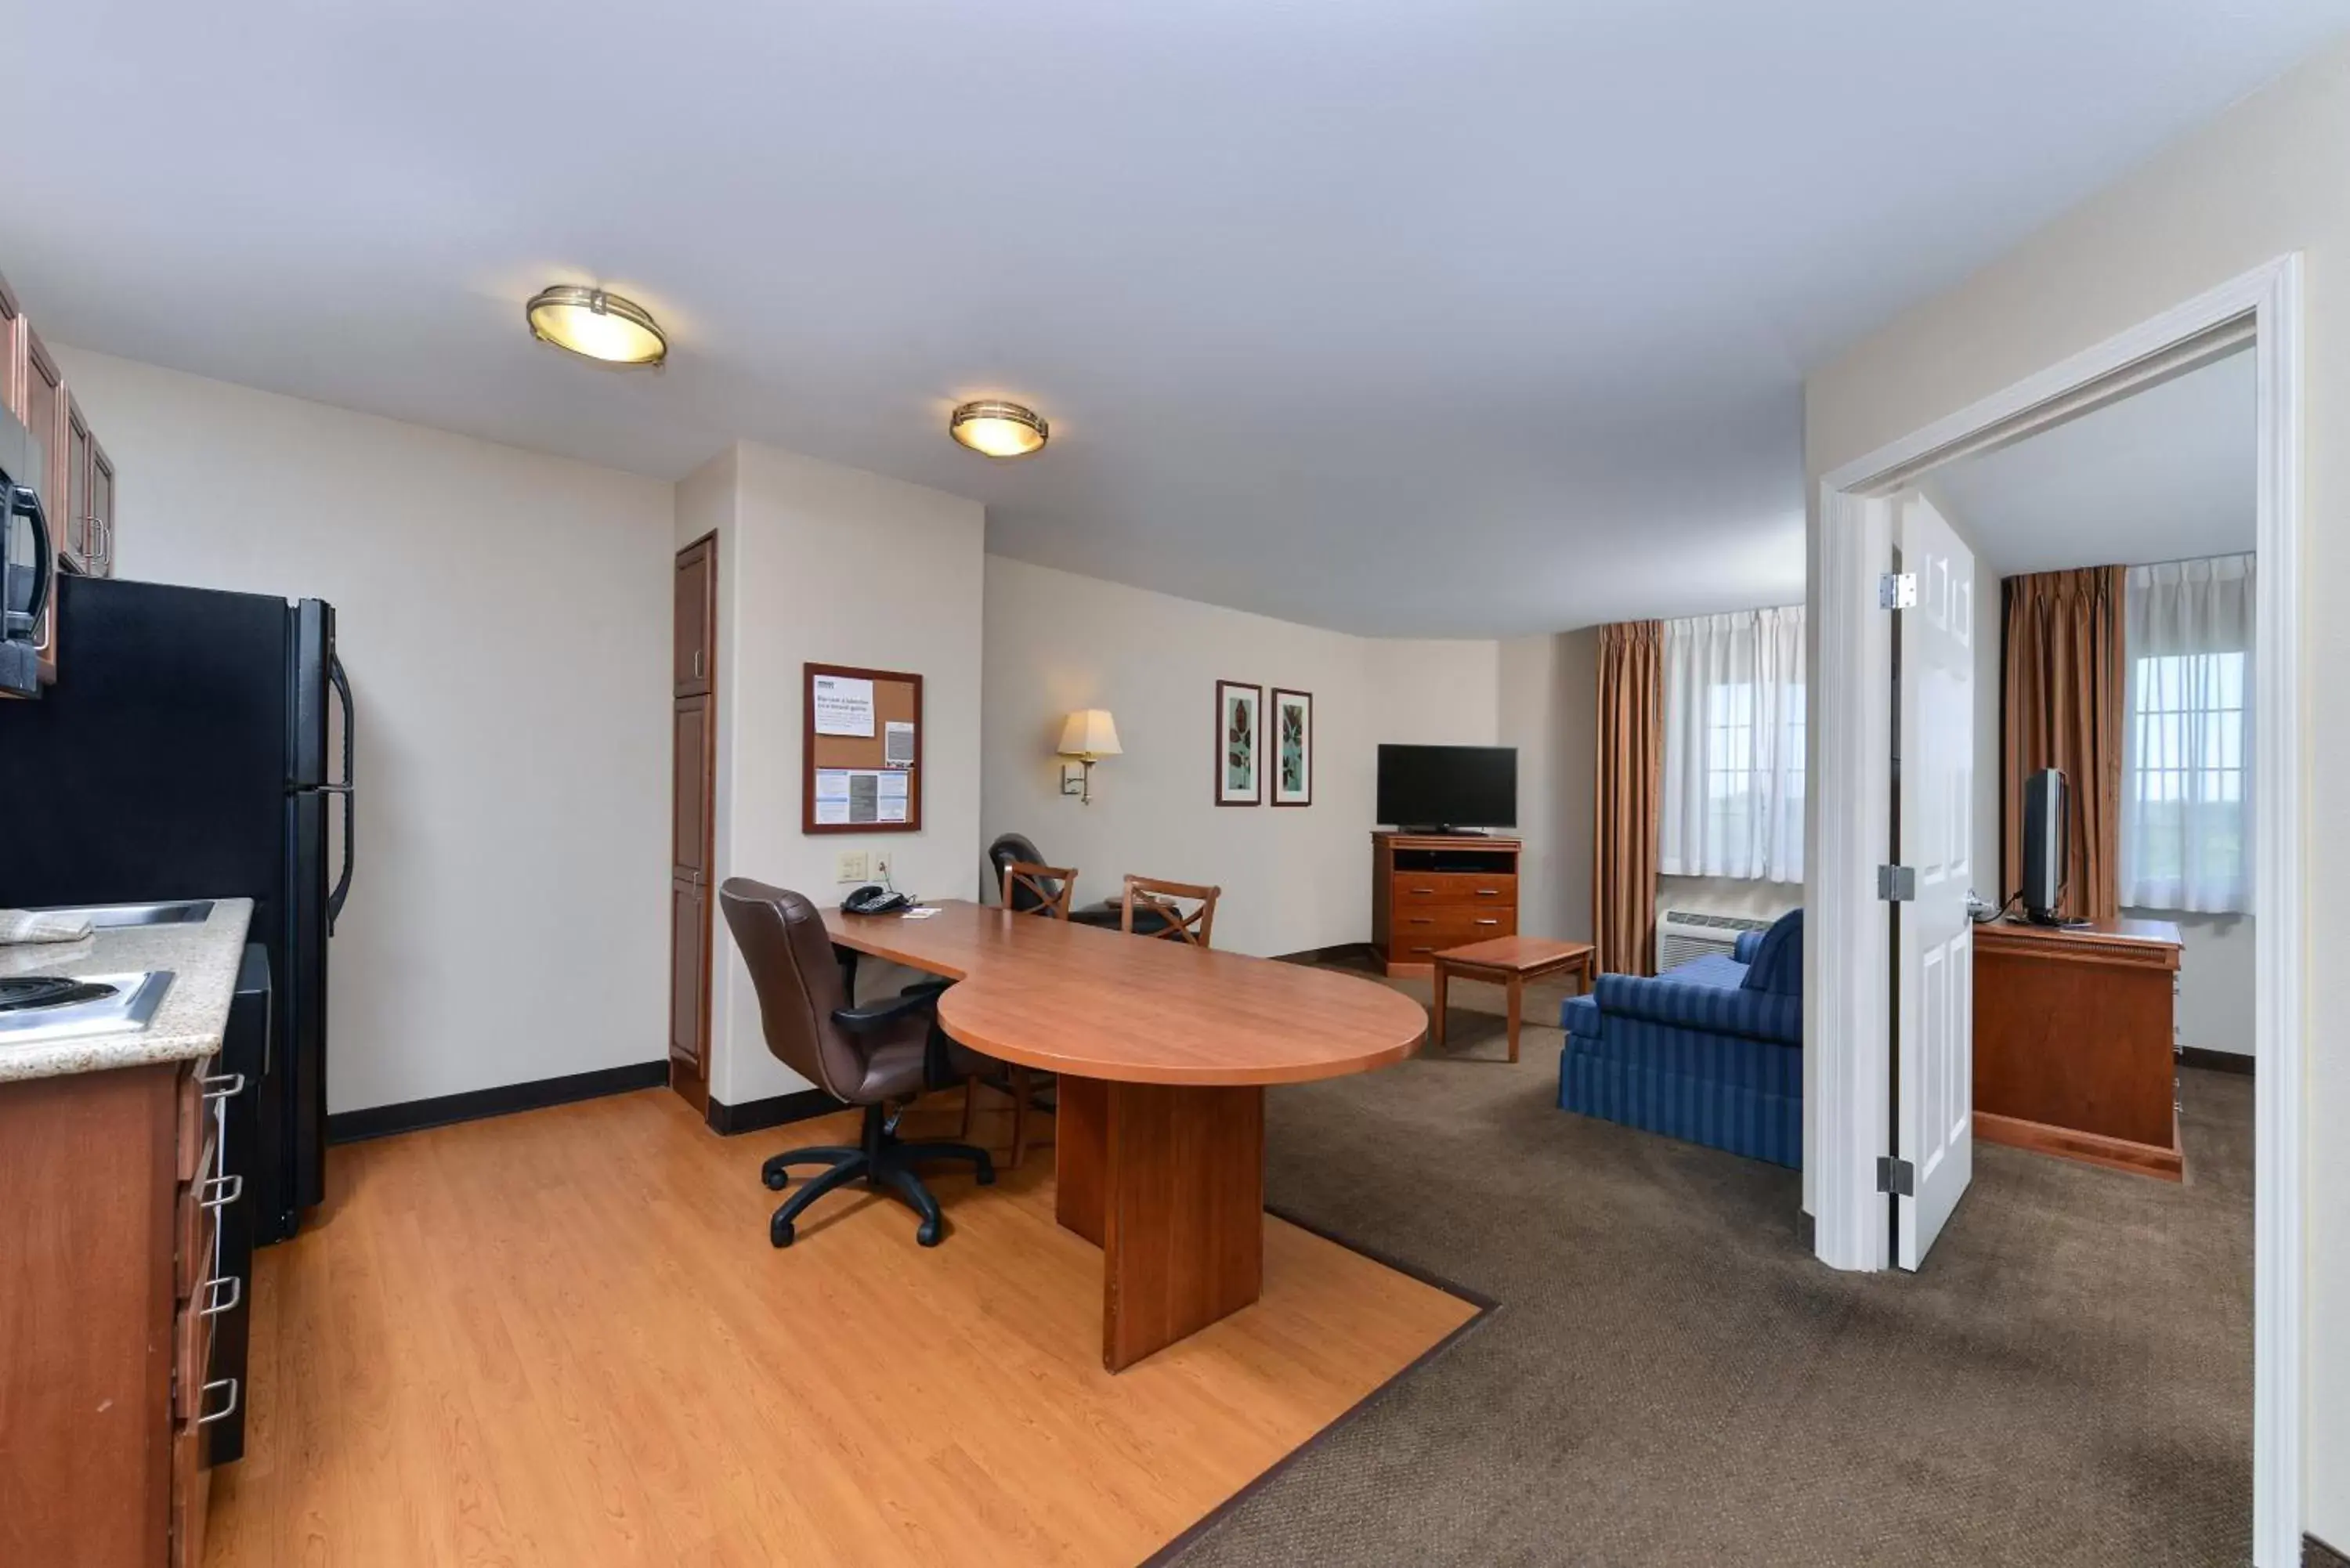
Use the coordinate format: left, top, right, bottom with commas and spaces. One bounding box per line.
0, 898, 255, 1083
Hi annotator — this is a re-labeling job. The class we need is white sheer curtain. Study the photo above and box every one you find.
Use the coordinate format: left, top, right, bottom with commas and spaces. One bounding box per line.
2121, 554, 2254, 912
1658, 606, 1806, 883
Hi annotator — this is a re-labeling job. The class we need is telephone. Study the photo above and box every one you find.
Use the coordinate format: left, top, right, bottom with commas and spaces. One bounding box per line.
841, 884, 914, 916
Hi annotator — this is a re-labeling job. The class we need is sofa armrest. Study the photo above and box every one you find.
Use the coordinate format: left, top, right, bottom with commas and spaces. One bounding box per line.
1593, 973, 1801, 1045
1733, 930, 1766, 964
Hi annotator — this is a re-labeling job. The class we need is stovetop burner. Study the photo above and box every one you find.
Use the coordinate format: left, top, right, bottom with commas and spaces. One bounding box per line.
0, 975, 122, 1013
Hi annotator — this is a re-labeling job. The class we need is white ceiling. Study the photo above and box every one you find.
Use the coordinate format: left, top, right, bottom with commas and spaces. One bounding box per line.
6, 2, 2339, 634
1929, 345, 2254, 576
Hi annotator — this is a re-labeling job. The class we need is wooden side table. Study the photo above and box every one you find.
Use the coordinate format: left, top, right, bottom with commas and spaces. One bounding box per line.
1430, 936, 1596, 1064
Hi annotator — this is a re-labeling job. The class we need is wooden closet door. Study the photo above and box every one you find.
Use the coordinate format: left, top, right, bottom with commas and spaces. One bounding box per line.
669, 534, 718, 1111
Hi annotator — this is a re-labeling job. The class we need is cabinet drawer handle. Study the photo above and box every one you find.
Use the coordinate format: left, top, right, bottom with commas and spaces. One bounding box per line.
197, 1377, 240, 1426
201, 1072, 245, 1102
1408, 886, 1434, 894
1475, 918, 1500, 926
1408, 916, 1434, 925
199, 1173, 244, 1211
693, 650, 705, 678
1474, 888, 1501, 897
200, 1274, 243, 1318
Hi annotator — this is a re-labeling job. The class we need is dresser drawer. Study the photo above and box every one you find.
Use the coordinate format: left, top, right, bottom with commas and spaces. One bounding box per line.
1390, 873, 1517, 909
1390, 907, 1516, 962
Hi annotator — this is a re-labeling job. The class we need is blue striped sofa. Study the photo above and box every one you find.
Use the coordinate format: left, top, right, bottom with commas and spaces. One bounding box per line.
1556, 910, 1802, 1167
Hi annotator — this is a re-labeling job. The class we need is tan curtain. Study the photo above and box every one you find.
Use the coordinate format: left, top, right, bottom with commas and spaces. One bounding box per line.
2001, 566, 2124, 923
1593, 621, 1664, 974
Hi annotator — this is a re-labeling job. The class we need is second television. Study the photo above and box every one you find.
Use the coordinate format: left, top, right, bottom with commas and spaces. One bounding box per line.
1376, 744, 1517, 832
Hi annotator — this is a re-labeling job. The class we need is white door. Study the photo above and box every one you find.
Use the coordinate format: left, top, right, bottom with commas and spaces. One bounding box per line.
1895, 490, 1976, 1269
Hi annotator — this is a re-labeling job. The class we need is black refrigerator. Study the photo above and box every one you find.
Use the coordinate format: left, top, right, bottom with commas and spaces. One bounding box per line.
0, 573, 352, 1245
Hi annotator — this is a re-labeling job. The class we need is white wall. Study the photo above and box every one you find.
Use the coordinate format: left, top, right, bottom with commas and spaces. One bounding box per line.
1499, 630, 1599, 945
688, 442, 986, 1107
1802, 38, 2350, 1544
981, 558, 1500, 959
55, 345, 674, 1114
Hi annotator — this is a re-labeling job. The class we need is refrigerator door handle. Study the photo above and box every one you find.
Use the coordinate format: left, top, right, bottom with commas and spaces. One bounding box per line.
326, 655, 355, 934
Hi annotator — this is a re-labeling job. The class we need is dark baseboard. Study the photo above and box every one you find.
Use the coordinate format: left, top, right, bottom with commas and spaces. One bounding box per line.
1137, 1206, 1496, 1566
326, 1059, 669, 1144
2178, 1046, 2254, 1076
2309, 1532, 2350, 1568
1274, 941, 1377, 967
705, 1086, 843, 1136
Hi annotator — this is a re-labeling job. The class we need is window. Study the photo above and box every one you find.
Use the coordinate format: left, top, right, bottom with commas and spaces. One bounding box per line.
2120, 557, 2253, 912
1660, 607, 1805, 883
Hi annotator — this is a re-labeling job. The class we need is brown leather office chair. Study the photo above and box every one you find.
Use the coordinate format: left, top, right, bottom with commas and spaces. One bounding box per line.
718, 878, 995, 1248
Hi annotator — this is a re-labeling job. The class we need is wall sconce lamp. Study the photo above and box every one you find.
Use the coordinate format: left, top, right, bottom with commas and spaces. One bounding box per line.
1057, 709, 1122, 804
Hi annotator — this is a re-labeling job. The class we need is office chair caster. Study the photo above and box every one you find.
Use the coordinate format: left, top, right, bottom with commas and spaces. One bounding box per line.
916, 1216, 944, 1248
764, 1169, 788, 1191
772, 1214, 796, 1248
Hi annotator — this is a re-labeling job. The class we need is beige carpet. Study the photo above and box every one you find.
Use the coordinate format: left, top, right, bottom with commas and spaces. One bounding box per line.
1169, 968, 2253, 1567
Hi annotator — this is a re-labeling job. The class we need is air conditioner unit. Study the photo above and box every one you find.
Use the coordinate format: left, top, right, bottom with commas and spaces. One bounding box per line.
1657, 909, 1773, 972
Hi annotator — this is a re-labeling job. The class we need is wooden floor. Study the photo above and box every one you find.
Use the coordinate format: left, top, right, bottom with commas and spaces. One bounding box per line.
207, 1089, 1476, 1567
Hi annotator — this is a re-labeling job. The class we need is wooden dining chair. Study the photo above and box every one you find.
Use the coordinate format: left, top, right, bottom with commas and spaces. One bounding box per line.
964, 860, 1080, 1168
999, 860, 1077, 919
1121, 875, 1220, 948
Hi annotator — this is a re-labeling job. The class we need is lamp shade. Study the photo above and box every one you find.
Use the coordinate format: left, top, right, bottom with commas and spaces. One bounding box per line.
1057, 709, 1122, 759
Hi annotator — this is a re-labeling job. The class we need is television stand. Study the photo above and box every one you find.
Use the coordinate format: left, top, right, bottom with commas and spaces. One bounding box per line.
1370, 831, 1522, 977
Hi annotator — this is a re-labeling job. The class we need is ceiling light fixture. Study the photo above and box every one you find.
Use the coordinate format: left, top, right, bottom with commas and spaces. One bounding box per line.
949, 399, 1049, 458
526, 285, 667, 367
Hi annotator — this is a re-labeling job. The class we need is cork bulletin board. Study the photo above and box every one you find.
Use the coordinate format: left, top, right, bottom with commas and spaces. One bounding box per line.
802, 662, 924, 835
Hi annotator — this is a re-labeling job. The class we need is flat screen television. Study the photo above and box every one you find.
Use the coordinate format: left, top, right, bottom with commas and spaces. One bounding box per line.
1376, 744, 1517, 832
2021, 766, 2069, 923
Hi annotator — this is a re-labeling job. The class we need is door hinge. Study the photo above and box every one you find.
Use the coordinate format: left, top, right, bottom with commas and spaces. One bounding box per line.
1877, 1157, 1916, 1197
1879, 571, 1918, 609
1877, 864, 1917, 901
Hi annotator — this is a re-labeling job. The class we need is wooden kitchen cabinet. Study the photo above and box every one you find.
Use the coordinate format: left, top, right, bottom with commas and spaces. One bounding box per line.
0, 1060, 240, 1567
86, 434, 118, 576
63, 392, 94, 573
0, 271, 24, 422
674, 535, 714, 696
20, 327, 63, 684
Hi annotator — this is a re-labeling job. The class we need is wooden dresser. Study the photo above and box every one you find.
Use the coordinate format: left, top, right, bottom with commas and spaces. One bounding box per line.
0, 1057, 240, 1566
1972, 916, 2184, 1180
1371, 833, 1521, 977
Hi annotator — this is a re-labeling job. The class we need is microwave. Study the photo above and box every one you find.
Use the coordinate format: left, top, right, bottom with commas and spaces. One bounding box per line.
0, 404, 52, 698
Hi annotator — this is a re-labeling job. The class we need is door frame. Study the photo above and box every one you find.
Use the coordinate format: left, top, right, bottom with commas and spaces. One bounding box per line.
1809, 255, 2303, 1566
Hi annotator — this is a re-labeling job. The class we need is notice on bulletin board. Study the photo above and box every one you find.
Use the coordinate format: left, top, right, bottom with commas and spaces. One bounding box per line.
884, 721, 916, 767
816, 768, 906, 825
812, 674, 876, 736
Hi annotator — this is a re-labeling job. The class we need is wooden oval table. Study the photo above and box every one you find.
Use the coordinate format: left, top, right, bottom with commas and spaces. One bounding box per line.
823, 900, 1426, 1370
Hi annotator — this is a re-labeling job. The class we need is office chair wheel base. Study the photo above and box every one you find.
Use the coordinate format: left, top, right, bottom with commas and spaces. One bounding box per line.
916, 1216, 944, 1248
771, 1215, 796, 1248
976, 1157, 997, 1187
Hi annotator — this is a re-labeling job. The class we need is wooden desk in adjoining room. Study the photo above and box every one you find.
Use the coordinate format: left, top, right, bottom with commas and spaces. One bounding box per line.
822, 900, 1428, 1371
1972, 916, 2184, 1181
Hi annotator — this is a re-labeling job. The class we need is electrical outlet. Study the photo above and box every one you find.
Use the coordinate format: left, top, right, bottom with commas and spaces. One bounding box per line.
872, 852, 893, 886
837, 851, 869, 883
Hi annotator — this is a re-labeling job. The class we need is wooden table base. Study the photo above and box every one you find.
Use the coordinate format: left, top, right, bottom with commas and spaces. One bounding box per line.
1056, 1077, 1267, 1371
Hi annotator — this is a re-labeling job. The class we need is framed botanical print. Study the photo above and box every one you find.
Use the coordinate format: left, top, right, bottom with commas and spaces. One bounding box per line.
1271, 688, 1313, 806
1215, 680, 1262, 805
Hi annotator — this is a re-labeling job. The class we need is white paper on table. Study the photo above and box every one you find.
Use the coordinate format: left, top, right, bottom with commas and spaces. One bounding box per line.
902, 907, 941, 919
884, 721, 916, 765
812, 675, 876, 736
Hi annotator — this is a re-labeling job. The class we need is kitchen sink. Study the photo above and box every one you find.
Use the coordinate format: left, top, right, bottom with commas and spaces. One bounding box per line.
34, 900, 217, 928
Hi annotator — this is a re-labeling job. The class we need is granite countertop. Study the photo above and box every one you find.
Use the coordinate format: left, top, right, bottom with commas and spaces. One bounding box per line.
0, 898, 255, 1084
